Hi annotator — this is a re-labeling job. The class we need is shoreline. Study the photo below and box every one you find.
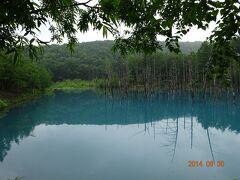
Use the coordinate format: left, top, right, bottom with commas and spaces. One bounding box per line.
0, 80, 98, 112
1, 79, 239, 112
0, 90, 48, 112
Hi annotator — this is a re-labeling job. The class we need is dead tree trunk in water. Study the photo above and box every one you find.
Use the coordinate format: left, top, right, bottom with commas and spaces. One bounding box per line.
143, 53, 149, 97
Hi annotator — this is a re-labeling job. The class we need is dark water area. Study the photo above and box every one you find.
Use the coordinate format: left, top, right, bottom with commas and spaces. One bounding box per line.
0, 90, 240, 180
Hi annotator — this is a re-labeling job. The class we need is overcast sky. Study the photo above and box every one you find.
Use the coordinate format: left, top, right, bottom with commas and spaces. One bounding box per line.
37, 20, 216, 44
34, 0, 218, 44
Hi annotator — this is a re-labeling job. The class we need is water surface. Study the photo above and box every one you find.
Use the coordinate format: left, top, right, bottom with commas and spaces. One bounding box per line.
0, 90, 240, 180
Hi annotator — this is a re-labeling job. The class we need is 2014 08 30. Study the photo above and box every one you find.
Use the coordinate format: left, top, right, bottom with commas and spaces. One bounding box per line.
188, 160, 224, 168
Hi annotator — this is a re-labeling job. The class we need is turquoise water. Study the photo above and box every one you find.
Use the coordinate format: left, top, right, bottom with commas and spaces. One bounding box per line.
0, 90, 240, 180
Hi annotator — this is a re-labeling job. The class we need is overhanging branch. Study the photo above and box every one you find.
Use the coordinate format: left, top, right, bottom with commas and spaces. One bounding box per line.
31, 0, 97, 14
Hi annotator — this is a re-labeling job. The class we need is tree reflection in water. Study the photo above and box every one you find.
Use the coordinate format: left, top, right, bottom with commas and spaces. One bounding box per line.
0, 90, 240, 162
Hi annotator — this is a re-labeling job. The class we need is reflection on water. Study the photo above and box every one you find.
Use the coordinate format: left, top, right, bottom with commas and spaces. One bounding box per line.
0, 90, 240, 180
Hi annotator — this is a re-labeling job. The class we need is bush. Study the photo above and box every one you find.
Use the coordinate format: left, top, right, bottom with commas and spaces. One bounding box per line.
0, 99, 7, 109
0, 56, 52, 92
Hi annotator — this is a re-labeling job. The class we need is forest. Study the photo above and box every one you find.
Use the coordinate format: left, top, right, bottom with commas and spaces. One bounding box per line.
0, 39, 240, 99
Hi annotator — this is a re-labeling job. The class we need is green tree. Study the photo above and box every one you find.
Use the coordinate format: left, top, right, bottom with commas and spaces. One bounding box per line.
0, 54, 52, 92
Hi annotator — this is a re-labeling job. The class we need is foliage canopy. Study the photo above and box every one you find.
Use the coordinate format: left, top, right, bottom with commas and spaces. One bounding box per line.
1, 0, 239, 51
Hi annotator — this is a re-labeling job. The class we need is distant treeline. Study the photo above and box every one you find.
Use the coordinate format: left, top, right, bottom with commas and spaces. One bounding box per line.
0, 40, 240, 94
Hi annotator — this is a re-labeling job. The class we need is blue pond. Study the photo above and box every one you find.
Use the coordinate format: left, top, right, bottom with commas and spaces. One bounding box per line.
0, 90, 240, 180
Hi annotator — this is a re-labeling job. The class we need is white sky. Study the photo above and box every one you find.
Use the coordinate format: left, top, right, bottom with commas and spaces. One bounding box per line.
37, 22, 216, 43
38, 25, 215, 43
34, 0, 217, 43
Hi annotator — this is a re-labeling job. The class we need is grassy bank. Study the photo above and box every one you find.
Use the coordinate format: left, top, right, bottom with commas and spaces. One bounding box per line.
50, 79, 102, 90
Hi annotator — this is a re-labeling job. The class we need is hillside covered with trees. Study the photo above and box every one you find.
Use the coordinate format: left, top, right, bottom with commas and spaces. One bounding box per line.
40, 40, 240, 94
40, 41, 202, 81
1, 39, 240, 98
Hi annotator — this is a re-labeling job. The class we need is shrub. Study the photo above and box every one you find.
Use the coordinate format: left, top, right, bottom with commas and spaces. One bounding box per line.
0, 56, 52, 92
0, 99, 7, 109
